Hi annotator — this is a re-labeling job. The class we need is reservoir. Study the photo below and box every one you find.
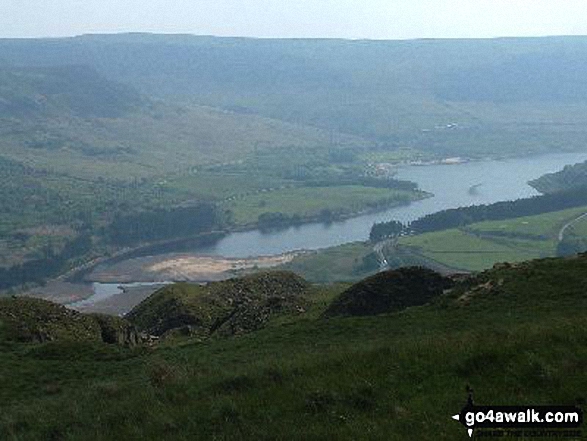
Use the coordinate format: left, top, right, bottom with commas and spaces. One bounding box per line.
193, 152, 587, 258
71, 151, 587, 310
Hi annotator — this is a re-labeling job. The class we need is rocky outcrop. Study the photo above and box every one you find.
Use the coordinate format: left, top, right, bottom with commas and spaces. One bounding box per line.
126, 271, 309, 338
89, 313, 141, 346
322, 267, 454, 318
0, 296, 139, 346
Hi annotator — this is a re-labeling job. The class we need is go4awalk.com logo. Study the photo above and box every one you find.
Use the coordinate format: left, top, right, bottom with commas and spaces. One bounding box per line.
451, 394, 583, 438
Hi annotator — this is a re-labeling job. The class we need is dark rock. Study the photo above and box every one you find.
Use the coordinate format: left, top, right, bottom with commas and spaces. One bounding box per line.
322, 267, 454, 318
89, 314, 141, 346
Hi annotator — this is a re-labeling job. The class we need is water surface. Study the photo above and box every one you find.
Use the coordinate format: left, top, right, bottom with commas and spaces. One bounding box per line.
69, 281, 171, 309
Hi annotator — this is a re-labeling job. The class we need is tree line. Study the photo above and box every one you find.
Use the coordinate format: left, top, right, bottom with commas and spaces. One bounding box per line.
409, 187, 587, 233
370, 186, 587, 241
106, 203, 222, 246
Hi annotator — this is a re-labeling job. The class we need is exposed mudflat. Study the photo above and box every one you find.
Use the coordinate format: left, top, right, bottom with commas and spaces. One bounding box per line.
25, 281, 95, 305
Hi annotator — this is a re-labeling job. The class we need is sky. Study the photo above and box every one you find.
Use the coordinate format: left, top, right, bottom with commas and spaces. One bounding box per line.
2, 0, 587, 40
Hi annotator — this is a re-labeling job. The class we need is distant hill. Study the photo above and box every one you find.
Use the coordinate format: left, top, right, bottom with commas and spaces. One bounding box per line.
0, 63, 358, 180
1, 34, 587, 156
0, 65, 142, 118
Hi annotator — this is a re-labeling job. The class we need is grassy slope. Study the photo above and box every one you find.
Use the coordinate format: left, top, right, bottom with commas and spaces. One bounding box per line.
125, 271, 309, 337
158, 172, 294, 202
1, 256, 587, 440
0, 103, 363, 181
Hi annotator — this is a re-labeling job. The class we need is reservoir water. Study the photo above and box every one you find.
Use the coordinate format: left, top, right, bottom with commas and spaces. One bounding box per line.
69, 281, 172, 309
193, 152, 587, 258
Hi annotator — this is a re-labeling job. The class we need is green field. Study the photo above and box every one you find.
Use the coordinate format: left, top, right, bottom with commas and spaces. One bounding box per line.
282, 242, 376, 283
466, 206, 587, 238
394, 206, 587, 272
158, 172, 293, 202
222, 186, 423, 226
398, 230, 553, 272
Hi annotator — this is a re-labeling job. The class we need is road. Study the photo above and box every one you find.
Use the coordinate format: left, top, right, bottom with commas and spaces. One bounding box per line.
558, 212, 587, 242
373, 239, 394, 270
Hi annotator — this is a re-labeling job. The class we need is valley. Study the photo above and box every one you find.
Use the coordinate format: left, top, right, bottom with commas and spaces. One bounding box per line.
4, 36, 587, 296
2, 32, 587, 441
11, 151, 587, 313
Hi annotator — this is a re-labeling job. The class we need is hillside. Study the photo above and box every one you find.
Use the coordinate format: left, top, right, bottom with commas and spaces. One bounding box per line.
0, 65, 142, 118
2, 34, 587, 157
0, 62, 389, 286
126, 271, 309, 337
322, 266, 453, 317
0, 64, 362, 180
530, 160, 587, 194
1, 253, 586, 439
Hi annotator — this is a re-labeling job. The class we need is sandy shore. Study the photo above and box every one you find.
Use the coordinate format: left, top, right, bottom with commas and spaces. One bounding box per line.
146, 253, 298, 280
85, 252, 301, 283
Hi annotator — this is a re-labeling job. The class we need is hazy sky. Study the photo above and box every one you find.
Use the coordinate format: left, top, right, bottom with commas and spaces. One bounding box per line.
2, 0, 587, 40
